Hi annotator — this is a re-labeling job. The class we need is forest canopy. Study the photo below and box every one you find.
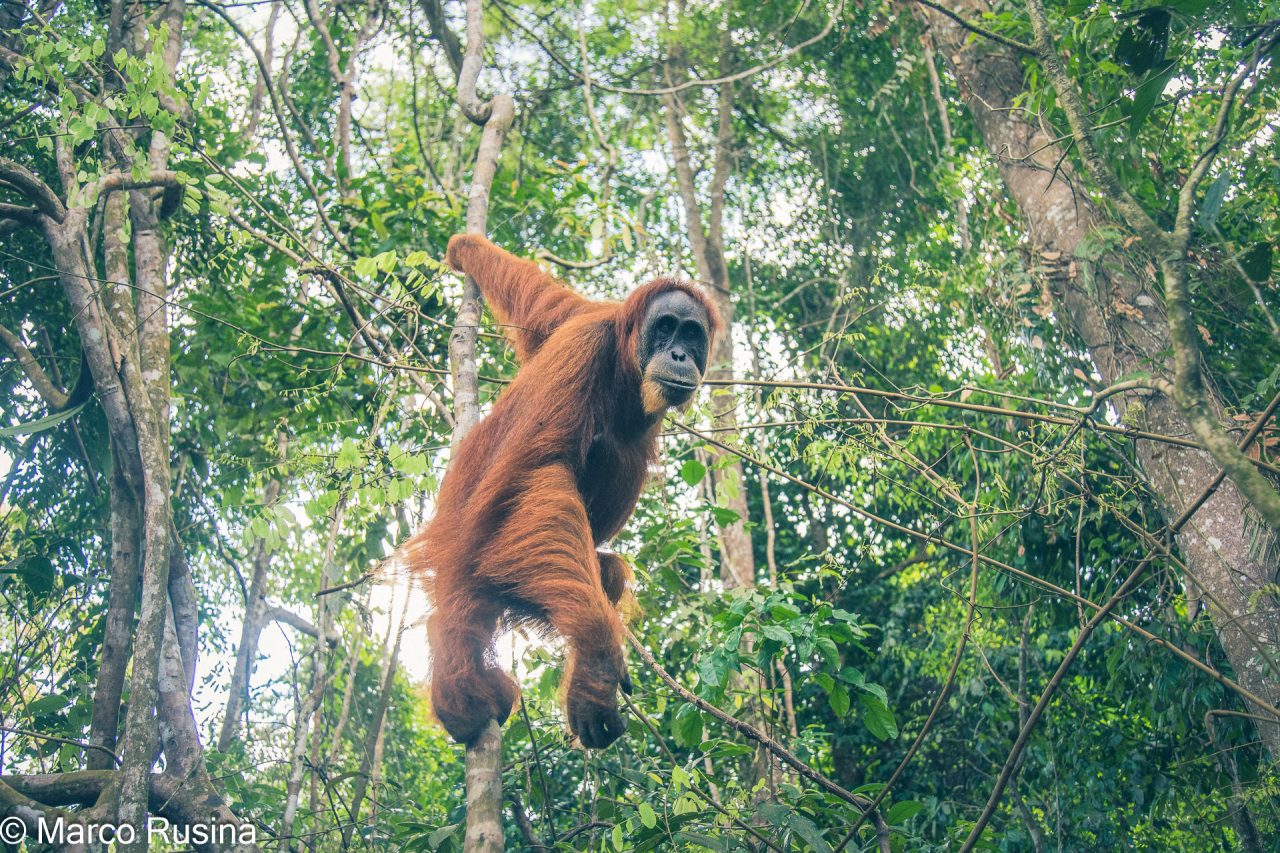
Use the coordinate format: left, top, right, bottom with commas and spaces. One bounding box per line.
0, 0, 1278, 850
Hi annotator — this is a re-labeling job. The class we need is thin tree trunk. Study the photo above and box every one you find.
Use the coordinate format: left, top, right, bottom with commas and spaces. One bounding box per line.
87, 459, 141, 770
280, 649, 322, 847
218, 458, 285, 753
922, 36, 970, 253
243, 0, 279, 137
325, 611, 366, 764
661, 31, 756, 592
661, 23, 779, 791
743, 254, 798, 741
436, 1, 515, 849
341, 578, 411, 845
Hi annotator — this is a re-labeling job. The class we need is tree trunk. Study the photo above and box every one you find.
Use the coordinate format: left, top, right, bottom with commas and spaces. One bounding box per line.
87, 459, 141, 770
218, 469, 284, 753
661, 34, 756, 593
924, 0, 1280, 758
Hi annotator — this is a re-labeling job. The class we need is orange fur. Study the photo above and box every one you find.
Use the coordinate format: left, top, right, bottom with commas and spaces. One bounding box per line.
409, 235, 721, 747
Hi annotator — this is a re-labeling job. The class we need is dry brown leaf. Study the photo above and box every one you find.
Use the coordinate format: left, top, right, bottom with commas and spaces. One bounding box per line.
1113, 300, 1145, 321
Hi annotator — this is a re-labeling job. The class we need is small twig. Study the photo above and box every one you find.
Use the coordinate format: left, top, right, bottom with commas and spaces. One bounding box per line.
0, 726, 121, 766
913, 0, 1035, 55
314, 570, 374, 598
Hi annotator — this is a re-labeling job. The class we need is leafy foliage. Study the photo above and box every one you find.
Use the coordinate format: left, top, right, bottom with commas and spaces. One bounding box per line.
1, 0, 1278, 849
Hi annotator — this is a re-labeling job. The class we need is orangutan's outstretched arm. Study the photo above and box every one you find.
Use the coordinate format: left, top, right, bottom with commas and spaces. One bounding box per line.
446, 233, 592, 361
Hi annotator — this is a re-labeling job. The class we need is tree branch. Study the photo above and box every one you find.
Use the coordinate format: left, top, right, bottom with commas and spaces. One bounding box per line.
266, 605, 335, 641
0, 321, 69, 408
420, 0, 463, 77
912, 0, 1033, 55
0, 155, 65, 221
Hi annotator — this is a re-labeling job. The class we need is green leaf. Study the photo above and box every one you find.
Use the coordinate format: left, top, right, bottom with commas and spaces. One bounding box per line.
670, 764, 690, 790
1128, 63, 1175, 136
861, 694, 898, 741
0, 397, 90, 437
17, 556, 56, 596
1240, 243, 1273, 282
886, 800, 924, 824
675, 831, 728, 850
1199, 174, 1229, 231
426, 823, 460, 848
672, 704, 703, 747
1115, 10, 1169, 76
335, 438, 361, 470
680, 458, 706, 487
761, 624, 792, 644
709, 506, 740, 526
790, 814, 832, 853
28, 693, 70, 715
770, 603, 802, 621
370, 210, 389, 240
829, 683, 850, 717
638, 802, 657, 829
815, 637, 840, 666
697, 653, 723, 688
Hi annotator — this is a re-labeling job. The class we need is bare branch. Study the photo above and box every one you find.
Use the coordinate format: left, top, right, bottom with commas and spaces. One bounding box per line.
0, 155, 65, 221
0, 322, 69, 408
267, 605, 335, 641
421, 0, 463, 77
912, 0, 1034, 55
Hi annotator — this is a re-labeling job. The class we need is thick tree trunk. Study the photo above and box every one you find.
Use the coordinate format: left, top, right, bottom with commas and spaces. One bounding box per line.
924, 0, 1280, 758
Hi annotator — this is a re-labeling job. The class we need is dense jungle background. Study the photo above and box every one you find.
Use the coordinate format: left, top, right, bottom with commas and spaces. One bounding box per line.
1, 0, 1279, 848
